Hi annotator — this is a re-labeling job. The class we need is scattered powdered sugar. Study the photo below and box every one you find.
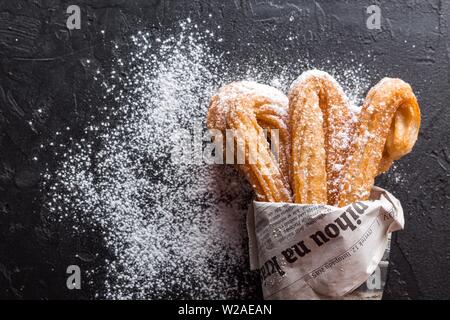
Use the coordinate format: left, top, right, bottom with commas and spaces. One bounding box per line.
385, 163, 406, 185
333, 65, 372, 113
44, 21, 374, 299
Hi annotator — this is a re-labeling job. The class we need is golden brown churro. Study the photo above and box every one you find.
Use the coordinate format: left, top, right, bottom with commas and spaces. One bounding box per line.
206, 72, 420, 207
337, 78, 421, 207
288, 70, 353, 205
207, 81, 292, 202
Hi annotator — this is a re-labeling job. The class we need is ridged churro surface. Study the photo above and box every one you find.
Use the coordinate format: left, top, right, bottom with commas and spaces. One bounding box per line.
337, 78, 420, 206
207, 73, 420, 206
207, 81, 292, 202
289, 70, 353, 205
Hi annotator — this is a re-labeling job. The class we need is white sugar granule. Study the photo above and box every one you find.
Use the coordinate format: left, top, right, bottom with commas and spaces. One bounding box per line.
44, 21, 374, 299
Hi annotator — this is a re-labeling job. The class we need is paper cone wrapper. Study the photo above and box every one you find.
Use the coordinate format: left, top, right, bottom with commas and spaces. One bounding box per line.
247, 186, 404, 300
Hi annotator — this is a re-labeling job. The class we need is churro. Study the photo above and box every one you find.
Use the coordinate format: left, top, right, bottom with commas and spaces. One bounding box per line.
207, 81, 292, 202
337, 78, 421, 207
288, 70, 353, 205
206, 73, 420, 207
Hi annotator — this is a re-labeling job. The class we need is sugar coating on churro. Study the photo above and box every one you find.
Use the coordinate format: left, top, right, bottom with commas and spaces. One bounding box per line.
337, 78, 420, 206
208, 71, 420, 207
289, 70, 355, 205
208, 81, 289, 130
288, 71, 420, 207
207, 81, 292, 202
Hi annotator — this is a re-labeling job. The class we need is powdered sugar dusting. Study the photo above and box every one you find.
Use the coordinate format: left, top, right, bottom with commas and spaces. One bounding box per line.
44, 21, 373, 298
210, 80, 288, 130
289, 69, 340, 92
238, 81, 289, 106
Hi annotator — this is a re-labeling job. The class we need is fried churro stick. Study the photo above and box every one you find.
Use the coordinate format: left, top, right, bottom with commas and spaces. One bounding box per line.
289, 70, 354, 205
227, 104, 292, 202
337, 78, 421, 207
377, 93, 421, 174
207, 81, 292, 202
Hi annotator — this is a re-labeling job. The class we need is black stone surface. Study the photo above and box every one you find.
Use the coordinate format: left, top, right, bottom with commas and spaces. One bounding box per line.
0, 0, 449, 299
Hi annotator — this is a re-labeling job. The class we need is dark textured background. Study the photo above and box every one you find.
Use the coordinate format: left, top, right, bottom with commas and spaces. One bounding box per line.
0, 0, 449, 299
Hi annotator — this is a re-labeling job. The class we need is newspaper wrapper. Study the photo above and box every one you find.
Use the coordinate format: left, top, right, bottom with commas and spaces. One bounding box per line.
247, 187, 403, 300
